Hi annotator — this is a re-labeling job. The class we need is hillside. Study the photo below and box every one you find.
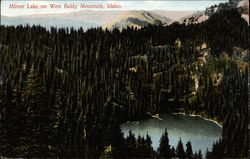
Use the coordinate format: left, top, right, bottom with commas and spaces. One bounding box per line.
178, 0, 249, 25
237, 0, 249, 24
1, 10, 191, 30
102, 10, 173, 30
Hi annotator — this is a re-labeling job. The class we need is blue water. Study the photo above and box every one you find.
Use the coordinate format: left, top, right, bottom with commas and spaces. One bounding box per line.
121, 114, 222, 157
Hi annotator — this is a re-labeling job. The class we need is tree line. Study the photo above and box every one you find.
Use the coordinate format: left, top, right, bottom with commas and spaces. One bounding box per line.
100, 128, 203, 159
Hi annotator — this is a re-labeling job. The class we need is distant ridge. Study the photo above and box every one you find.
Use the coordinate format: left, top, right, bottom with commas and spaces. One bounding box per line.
102, 10, 173, 30
1, 10, 194, 30
178, 0, 249, 25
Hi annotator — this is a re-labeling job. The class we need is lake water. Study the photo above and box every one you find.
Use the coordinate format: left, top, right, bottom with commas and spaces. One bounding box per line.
120, 114, 222, 157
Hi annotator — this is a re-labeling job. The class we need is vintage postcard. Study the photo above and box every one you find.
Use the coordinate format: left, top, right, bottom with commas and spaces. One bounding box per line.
0, 0, 249, 158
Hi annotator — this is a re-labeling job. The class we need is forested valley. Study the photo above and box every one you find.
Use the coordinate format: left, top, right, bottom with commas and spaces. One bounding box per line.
0, 9, 248, 158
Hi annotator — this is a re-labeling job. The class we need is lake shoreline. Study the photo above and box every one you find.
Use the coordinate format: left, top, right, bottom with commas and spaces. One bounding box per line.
172, 112, 223, 128
124, 111, 223, 129
121, 111, 223, 157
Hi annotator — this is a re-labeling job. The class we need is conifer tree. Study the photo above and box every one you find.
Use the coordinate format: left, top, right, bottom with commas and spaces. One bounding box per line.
186, 140, 193, 159
197, 150, 202, 159
176, 138, 186, 159
144, 133, 153, 158
21, 67, 51, 157
158, 128, 171, 158
124, 130, 137, 157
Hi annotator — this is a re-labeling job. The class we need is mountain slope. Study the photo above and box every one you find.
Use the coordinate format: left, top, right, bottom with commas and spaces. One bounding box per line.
178, 0, 249, 25
237, 0, 249, 24
102, 10, 173, 30
151, 10, 194, 21
1, 10, 191, 30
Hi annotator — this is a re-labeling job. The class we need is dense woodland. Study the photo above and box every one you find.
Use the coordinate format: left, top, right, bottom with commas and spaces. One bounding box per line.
0, 9, 249, 158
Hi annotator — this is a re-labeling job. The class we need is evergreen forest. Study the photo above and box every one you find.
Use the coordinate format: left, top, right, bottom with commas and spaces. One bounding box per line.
0, 9, 249, 158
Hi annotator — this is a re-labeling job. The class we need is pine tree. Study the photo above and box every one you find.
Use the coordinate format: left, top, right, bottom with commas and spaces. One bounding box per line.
21, 67, 51, 157
170, 146, 176, 158
176, 138, 186, 159
186, 141, 193, 159
136, 135, 145, 158
124, 130, 137, 158
0, 82, 23, 157
144, 133, 153, 158
197, 150, 202, 159
206, 149, 211, 159
107, 107, 124, 158
158, 128, 171, 158
194, 152, 198, 159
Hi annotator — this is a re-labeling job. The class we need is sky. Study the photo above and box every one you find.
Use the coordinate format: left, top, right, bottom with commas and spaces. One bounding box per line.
1, 0, 228, 16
